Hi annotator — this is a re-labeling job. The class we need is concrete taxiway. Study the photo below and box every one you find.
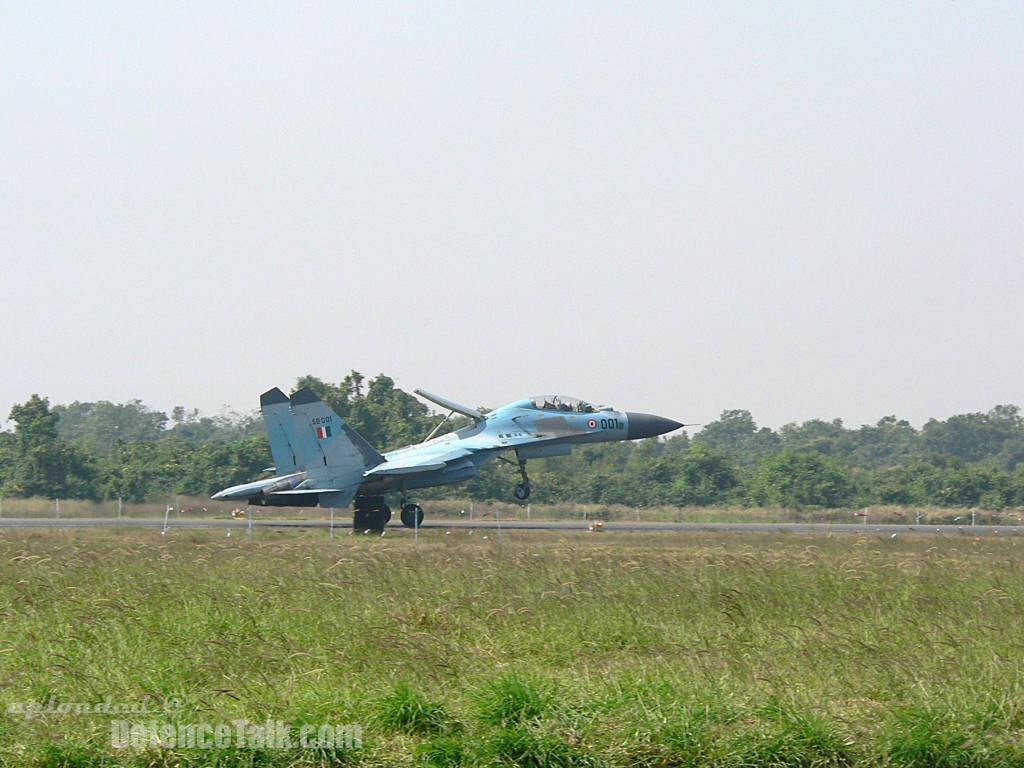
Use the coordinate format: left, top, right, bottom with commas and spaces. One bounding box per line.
0, 517, 1019, 536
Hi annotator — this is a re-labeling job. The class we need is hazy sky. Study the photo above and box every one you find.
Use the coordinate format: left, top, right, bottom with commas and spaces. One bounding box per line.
2, 3, 1021, 435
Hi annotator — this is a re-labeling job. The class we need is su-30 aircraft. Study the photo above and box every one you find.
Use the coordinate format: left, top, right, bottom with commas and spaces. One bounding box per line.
213, 386, 683, 529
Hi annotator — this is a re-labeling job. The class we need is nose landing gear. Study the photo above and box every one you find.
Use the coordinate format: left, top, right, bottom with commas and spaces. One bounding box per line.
513, 457, 531, 500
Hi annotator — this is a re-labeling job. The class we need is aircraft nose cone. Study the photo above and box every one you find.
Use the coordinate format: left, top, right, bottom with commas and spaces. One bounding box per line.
625, 413, 684, 440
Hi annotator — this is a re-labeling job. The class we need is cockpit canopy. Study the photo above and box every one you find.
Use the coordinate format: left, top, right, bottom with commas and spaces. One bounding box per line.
529, 395, 598, 413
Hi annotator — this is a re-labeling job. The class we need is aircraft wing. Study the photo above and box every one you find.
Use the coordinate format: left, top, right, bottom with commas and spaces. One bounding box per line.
272, 484, 361, 508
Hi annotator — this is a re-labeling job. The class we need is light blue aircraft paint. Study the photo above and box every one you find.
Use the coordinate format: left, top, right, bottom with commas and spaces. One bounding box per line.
213, 386, 683, 529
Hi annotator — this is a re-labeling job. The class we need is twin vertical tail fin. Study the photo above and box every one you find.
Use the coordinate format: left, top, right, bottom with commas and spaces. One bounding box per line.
287, 388, 385, 476
256, 387, 384, 508
260, 388, 300, 474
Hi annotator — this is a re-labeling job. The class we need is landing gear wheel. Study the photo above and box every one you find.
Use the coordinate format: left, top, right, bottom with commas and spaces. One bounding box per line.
358, 504, 390, 530
353, 497, 391, 531
400, 504, 424, 528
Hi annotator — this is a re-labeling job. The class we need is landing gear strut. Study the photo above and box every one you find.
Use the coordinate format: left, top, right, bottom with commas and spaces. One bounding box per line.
513, 457, 531, 501
353, 495, 391, 531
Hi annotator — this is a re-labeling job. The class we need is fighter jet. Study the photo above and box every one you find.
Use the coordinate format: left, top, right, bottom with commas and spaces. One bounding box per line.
213, 386, 683, 529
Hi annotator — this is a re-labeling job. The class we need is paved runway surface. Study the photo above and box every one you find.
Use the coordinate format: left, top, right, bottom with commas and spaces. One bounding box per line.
0, 517, 1020, 536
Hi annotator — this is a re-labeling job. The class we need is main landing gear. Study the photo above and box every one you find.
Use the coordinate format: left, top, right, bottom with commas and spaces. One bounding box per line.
400, 503, 424, 528
353, 495, 391, 530
353, 493, 424, 530
398, 489, 425, 528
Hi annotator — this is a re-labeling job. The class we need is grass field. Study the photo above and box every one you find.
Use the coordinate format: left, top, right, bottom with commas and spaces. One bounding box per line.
2, 527, 1024, 766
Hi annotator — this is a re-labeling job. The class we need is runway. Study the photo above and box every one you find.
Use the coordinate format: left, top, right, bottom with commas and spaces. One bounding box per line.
0, 516, 1019, 536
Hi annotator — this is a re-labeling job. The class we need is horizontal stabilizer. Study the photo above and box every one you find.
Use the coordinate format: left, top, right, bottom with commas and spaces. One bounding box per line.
271, 485, 360, 509
270, 487, 343, 495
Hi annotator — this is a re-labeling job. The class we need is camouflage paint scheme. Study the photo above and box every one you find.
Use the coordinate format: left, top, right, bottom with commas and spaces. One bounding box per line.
213, 387, 682, 523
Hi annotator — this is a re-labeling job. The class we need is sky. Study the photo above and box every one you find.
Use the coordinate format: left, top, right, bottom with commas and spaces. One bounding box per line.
1, 3, 1022, 435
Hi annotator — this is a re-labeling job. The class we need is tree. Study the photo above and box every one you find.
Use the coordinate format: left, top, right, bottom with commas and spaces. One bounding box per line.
54, 399, 167, 454
694, 410, 780, 468
0, 431, 15, 496
11, 395, 59, 453
779, 418, 850, 456
867, 462, 931, 506
750, 451, 851, 508
166, 407, 260, 445
921, 405, 1024, 463
176, 436, 272, 497
98, 442, 179, 502
670, 443, 741, 506
4, 395, 95, 498
851, 416, 919, 469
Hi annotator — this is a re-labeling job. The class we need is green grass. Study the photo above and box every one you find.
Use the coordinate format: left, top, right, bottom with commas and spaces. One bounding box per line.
1, 528, 1023, 766
374, 683, 454, 736
472, 672, 551, 727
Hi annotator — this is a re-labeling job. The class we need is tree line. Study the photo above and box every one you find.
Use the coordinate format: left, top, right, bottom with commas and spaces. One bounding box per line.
2, 371, 1024, 510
